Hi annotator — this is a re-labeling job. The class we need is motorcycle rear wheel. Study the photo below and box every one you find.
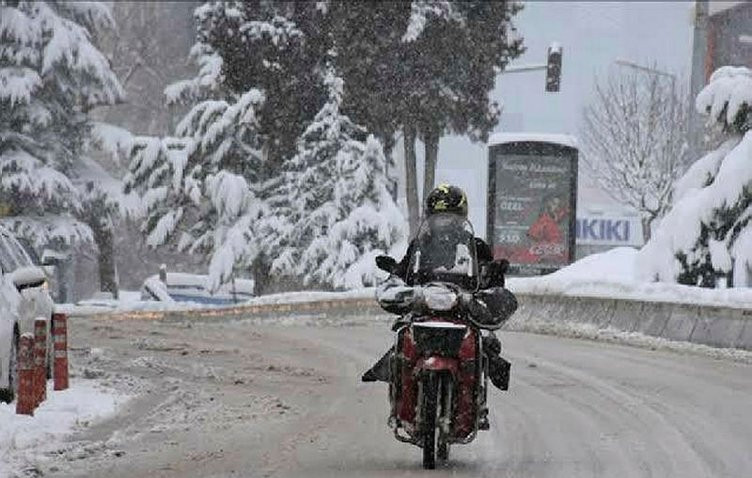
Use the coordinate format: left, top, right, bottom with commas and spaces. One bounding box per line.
437, 439, 449, 461
421, 372, 439, 470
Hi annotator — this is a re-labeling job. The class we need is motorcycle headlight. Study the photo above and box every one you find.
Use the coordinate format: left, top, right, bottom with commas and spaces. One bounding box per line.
422, 285, 458, 311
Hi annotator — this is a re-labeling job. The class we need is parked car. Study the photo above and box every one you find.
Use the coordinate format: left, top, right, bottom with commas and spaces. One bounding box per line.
141, 272, 254, 305
0, 227, 54, 402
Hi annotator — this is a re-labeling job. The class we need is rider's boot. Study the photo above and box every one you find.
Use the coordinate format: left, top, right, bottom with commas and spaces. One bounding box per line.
488, 355, 511, 391
478, 407, 490, 430
483, 334, 511, 391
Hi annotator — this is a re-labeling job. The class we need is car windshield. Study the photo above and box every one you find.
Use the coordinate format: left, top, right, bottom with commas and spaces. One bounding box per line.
406, 214, 479, 290
0, 234, 20, 273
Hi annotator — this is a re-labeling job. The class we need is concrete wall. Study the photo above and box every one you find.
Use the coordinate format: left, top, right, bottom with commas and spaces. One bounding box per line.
511, 294, 752, 351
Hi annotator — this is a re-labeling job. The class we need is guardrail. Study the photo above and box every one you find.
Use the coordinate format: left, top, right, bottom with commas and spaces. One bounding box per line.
72, 293, 752, 351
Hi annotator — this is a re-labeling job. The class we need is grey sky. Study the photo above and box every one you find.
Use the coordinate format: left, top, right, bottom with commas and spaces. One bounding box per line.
397, 1, 695, 237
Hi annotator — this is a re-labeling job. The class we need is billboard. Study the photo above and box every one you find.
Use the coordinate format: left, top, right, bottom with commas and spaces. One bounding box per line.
487, 136, 578, 274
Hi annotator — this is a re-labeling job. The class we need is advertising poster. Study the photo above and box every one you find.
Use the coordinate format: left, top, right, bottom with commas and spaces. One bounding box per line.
488, 145, 577, 273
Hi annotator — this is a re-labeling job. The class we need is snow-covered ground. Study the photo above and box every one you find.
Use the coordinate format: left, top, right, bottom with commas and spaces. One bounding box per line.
507, 247, 752, 309
0, 380, 128, 476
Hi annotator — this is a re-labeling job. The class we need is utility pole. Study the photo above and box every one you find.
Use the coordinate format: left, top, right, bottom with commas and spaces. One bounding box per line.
688, 0, 710, 158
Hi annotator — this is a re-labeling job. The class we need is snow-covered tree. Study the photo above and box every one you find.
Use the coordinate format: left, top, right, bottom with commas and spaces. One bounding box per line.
582, 67, 690, 242
125, 89, 273, 293
0, 1, 123, 248
276, 70, 405, 288
637, 66, 752, 287
127, 3, 407, 292
395, 1, 524, 234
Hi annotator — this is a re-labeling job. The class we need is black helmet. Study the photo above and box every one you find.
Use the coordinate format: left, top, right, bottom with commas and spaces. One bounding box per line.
425, 183, 468, 217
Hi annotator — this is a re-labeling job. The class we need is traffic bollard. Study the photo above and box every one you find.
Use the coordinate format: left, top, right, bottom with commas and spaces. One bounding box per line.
52, 313, 69, 391
15, 334, 35, 416
33, 318, 47, 406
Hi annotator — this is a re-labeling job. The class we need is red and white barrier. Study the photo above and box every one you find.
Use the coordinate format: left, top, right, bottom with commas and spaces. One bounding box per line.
15, 334, 35, 416
52, 313, 69, 391
14, 314, 70, 415
33, 318, 47, 406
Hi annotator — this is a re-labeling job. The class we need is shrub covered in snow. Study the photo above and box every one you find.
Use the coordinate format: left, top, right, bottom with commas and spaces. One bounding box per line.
637, 66, 752, 287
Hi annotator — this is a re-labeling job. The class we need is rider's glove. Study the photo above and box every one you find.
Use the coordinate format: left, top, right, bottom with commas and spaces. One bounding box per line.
459, 292, 475, 308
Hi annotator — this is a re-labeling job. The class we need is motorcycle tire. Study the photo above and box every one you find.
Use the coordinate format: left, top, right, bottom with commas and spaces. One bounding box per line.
437, 377, 450, 461
422, 372, 439, 470
437, 439, 449, 461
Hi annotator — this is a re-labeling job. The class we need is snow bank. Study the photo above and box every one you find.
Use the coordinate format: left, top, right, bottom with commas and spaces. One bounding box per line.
636, 130, 752, 283
509, 247, 752, 309
0, 380, 127, 476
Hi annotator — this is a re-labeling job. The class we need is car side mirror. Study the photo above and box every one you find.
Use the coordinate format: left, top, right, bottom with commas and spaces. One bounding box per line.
12, 266, 46, 290
375, 255, 398, 274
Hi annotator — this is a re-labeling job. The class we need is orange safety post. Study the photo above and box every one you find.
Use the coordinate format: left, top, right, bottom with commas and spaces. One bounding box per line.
33, 318, 47, 406
15, 334, 35, 416
52, 313, 69, 391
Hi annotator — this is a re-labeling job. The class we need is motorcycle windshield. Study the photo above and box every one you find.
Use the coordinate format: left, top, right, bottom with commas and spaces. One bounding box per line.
406, 214, 479, 290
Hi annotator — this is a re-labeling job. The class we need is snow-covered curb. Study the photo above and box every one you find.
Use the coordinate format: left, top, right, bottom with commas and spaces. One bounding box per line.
0, 380, 128, 476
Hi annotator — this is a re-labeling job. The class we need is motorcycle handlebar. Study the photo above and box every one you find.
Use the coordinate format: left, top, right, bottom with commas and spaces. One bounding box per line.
408, 282, 503, 331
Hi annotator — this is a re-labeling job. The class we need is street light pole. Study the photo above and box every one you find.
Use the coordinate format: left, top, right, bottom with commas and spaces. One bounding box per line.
614, 59, 676, 93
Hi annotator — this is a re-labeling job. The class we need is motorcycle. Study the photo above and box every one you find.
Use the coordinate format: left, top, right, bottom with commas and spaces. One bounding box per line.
374, 213, 502, 469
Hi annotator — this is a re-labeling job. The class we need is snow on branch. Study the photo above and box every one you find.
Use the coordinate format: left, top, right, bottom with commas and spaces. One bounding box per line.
696, 66, 752, 133
638, 66, 752, 287
581, 67, 690, 242
403, 1, 463, 43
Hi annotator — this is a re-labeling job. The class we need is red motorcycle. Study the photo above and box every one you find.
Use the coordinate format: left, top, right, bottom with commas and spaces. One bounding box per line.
375, 214, 500, 469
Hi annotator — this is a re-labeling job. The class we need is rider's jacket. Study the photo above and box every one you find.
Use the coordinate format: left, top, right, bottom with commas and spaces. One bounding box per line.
377, 236, 517, 328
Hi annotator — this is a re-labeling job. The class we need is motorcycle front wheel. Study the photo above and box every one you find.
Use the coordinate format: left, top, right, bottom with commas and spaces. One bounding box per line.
421, 372, 439, 469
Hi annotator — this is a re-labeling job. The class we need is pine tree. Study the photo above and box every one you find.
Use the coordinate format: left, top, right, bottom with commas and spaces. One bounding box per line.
394, 1, 524, 233
638, 66, 752, 287
280, 69, 405, 288
125, 89, 270, 293
127, 2, 408, 291
0, 1, 123, 248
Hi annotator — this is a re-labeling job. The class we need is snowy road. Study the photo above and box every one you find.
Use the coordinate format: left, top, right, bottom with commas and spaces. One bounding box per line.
23, 313, 752, 478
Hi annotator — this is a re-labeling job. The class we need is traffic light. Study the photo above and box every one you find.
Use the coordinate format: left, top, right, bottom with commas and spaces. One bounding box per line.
545, 44, 562, 92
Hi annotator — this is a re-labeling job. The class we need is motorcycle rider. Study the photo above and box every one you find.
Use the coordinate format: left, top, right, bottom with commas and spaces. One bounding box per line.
362, 184, 517, 395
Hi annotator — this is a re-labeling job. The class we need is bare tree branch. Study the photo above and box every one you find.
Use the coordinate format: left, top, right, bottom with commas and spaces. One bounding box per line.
581, 67, 690, 242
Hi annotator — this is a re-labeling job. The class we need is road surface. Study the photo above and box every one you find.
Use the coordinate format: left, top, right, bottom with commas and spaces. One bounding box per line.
24, 312, 752, 477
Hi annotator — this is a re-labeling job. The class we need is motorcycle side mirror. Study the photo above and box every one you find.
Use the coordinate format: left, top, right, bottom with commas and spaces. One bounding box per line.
494, 259, 510, 274
375, 255, 398, 274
